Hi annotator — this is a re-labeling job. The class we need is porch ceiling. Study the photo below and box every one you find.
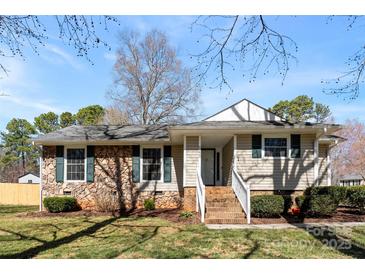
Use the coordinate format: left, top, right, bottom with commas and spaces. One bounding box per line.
201, 135, 232, 148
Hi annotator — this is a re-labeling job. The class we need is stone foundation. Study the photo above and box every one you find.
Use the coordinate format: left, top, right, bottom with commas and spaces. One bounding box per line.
42, 146, 182, 210
183, 187, 196, 211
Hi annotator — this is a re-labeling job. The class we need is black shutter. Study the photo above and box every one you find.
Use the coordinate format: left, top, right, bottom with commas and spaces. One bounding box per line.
86, 146, 94, 183
56, 146, 64, 182
252, 135, 262, 158
163, 146, 172, 183
291, 134, 301, 158
132, 145, 140, 183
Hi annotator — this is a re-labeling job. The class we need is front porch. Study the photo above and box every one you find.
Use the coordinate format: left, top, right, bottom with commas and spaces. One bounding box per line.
183, 135, 251, 224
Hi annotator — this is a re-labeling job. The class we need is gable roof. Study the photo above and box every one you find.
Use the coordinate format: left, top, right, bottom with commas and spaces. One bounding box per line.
33, 125, 170, 144
18, 172, 40, 179
204, 98, 286, 122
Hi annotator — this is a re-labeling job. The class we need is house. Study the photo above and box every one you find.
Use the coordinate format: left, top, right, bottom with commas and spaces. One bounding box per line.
33, 98, 342, 224
338, 175, 364, 187
18, 173, 41, 184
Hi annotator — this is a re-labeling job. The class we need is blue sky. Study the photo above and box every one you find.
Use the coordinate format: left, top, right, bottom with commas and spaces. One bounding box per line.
1, 15, 365, 131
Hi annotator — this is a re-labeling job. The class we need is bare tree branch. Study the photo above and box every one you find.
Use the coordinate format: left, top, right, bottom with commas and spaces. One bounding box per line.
191, 15, 298, 91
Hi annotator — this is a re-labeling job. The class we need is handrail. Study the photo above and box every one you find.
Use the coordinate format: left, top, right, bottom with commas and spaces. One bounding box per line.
196, 169, 205, 223
232, 168, 251, 224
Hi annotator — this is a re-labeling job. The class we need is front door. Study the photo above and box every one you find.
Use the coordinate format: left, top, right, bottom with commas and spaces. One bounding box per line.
201, 149, 215, 186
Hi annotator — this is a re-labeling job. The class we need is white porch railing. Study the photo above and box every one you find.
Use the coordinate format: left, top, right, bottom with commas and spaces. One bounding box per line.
232, 168, 251, 224
196, 169, 206, 223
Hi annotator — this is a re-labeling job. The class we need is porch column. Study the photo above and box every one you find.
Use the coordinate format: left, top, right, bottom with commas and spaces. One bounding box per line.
233, 135, 237, 170
314, 138, 319, 185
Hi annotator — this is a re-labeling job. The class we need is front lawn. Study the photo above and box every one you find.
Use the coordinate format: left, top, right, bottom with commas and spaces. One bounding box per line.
0, 205, 365, 258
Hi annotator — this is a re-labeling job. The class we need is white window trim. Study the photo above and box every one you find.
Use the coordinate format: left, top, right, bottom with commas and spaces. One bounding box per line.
140, 145, 164, 183
64, 145, 87, 183
262, 134, 291, 159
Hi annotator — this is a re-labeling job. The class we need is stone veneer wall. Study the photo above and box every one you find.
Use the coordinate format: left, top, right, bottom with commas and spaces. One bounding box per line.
42, 146, 182, 210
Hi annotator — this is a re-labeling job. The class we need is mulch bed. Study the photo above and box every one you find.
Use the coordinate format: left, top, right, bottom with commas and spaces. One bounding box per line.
251, 207, 365, 225
18, 208, 200, 225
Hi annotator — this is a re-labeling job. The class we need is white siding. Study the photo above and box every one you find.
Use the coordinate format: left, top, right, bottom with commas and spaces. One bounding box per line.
184, 136, 200, 187
235, 134, 315, 190
18, 174, 41, 184
318, 144, 329, 186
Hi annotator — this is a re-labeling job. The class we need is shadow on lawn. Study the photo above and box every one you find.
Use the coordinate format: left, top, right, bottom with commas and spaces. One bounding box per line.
292, 223, 365, 259
0, 217, 120, 259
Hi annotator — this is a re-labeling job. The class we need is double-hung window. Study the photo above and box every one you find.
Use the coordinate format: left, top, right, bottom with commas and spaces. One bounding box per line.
142, 148, 162, 181
66, 148, 85, 181
264, 138, 287, 157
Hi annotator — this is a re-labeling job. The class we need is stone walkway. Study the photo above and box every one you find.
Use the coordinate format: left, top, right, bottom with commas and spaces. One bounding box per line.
206, 221, 365, 230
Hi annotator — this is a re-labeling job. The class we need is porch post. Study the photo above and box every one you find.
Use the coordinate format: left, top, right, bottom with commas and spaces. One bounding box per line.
233, 135, 237, 170
39, 146, 43, 212
314, 138, 319, 186
327, 146, 332, 186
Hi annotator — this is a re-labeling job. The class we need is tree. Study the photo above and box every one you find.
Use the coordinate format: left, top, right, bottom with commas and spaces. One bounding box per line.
34, 112, 59, 134
0, 118, 37, 169
331, 119, 365, 182
270, 95, 331, 123
60, 112, 76, 128
108, 30, 200, 125
192, 16, 365, 99
0, 16, 119, 76
103, 105, 129, 125
75, 105, 105, 126
313, 103, 332, 123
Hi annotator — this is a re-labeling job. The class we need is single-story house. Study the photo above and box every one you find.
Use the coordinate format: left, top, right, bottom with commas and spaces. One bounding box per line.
33, 99, 342, 224
18, 172, 41, 184
338, 174, 364, 187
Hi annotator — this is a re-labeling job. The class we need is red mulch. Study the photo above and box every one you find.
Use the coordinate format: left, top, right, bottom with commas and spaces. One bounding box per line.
18, 208, 200, 225
251, 207, 365, 224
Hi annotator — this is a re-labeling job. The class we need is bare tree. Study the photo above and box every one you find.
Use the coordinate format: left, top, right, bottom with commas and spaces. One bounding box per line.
102, 105, 129, 125
108, 30, 200, 125
0, 16, 119, 76
191, 16, 298, 90
331, 119, 365, 183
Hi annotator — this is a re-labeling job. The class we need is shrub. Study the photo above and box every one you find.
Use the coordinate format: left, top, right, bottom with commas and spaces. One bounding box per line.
295, 195, 307, 210
180, 211, 194, 219
43, 196, 79, 213
304, 186, 348, 205
251, 195, 284, 218
144, 198, 155, 211
93, 191, 119, 212
296, 195, 337, 216
282, 195, 294, 213
346, 186, 365, 212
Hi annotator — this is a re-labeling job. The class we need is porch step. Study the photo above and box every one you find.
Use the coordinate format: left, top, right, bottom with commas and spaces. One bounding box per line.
204, 186, 247, 224
205, 218, 246, 224
206, 212, 244, 219
206, 206, 243, 213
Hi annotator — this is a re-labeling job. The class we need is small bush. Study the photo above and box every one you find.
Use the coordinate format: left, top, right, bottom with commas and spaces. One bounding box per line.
296, 195, 337, 216
251, 195, 284, 218
43, 196, 79, 213
346, 186, 365, 212
93, 191, 119, 212
180, 211, 194, 219
295, 195, 307, 210
304, 186, 348, 205
144, 198, 155, 211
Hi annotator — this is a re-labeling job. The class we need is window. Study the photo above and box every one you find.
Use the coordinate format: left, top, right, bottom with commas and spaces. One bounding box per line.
264, 138, 287, 157
290, 134, 301, 158
142, 148, 162, 181
28, 179, 32, 183
66, 148, 85, 181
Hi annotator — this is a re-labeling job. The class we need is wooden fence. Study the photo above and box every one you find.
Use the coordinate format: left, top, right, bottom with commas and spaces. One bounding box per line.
0, 183, 40, 205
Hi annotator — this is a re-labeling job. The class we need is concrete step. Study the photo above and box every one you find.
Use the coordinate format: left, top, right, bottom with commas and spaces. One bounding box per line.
206, 194, 237, 200
205, 212, 245, 219
205, 187, 234, 195
206, 197, 238, 203
205, 218, 247, 224
206, 206, 243, 213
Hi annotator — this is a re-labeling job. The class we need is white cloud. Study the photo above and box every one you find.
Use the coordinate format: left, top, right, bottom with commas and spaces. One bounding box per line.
104, 52, 116, 61
42, 44, 84, 70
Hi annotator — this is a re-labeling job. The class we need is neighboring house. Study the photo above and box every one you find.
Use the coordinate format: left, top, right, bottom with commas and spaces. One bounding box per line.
18, 173, 41, 184
338, 175, 364, 187
33, 98, 342, 224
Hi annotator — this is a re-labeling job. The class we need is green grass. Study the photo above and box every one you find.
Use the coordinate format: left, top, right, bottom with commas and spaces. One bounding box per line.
0, 205, 38, 216
0, 205, 364, 258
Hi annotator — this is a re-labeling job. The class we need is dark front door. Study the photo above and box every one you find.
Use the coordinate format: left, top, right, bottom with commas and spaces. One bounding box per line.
201, 149, 215, 186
